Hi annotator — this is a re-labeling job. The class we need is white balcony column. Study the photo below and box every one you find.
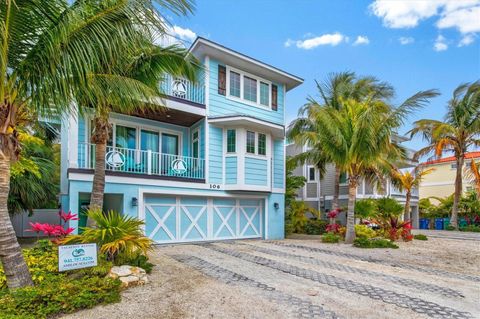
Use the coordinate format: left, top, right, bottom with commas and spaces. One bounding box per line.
147, 150, 152, 175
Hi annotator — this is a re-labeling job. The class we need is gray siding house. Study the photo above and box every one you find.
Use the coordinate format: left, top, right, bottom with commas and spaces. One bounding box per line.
286, 140, 420, 228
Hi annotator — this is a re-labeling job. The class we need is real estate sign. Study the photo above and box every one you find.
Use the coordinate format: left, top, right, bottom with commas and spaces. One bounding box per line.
58, 243, 98, 272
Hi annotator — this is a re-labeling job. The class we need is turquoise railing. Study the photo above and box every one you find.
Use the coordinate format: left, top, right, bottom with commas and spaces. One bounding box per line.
160, 73, 205, 105
78, 143, 205, 180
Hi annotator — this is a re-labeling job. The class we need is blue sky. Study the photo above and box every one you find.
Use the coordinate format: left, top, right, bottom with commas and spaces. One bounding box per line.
163, 0, 480, 151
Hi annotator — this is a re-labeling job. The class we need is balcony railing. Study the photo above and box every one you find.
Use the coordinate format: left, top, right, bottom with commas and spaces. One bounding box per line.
78, 143, 205, 180
161, 73, 205, 105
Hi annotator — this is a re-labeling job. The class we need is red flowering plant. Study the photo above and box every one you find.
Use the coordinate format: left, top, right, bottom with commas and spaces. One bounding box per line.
326, 223, 341, 234
327, 208, 342, 226
26, 210, 77, 243
378, 216, 412, 242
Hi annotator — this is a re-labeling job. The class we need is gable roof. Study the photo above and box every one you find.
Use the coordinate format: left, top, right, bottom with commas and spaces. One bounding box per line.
188, 37, 303, 91
422, 152, 480, 165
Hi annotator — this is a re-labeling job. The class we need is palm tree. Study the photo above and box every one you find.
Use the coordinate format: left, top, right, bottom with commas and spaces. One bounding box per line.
0, 0, 181, 289
465, 160, 480, 198
288, 72, 394, 210
410, 81, 480, 229
391, 166, 434, 221
311, 89, 439, 244
85, 42, 200, 216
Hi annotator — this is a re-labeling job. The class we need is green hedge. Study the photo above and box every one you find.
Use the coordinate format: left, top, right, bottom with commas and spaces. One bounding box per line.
353, 238, 398, 249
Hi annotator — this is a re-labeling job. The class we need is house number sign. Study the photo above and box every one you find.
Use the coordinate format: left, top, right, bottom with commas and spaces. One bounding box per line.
210, 184, 221, 189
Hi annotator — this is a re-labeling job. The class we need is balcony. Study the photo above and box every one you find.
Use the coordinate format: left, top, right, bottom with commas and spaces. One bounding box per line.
77, 143, 205, 181
161, 74, 205, 106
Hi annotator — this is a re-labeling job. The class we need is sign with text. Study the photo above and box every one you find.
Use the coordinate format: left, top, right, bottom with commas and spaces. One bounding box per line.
59, 243, 97, 272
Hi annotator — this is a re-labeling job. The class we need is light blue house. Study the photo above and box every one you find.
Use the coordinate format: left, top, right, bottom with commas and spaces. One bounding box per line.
60, 37, 303, 243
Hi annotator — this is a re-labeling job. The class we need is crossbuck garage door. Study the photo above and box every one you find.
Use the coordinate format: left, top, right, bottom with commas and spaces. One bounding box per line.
143, 196, 263, 244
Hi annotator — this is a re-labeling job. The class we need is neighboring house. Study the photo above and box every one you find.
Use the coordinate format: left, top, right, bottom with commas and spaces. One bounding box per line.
286, 136, 420, 227
419, 152, 480, 204
59, 37, 303, 244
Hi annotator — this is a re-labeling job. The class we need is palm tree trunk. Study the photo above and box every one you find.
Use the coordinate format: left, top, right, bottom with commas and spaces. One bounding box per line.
451, 156, 463, 229
88, 116, 110, 227
0, 155, 33, 288
344, 177, 357, 244
89, 142, 106, 214
404, 191, 411, 221
332, 166, 340, 210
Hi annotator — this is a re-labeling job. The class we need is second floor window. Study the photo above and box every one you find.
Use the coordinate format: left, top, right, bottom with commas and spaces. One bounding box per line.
246, 131, 256, 154
229, 71, 240, 98
225, 66, 278, 110
243, 76, 257, 103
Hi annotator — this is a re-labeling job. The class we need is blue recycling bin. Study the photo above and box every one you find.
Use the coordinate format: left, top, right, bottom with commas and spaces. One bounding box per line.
435, 218, 444, 230
419, 218, 429, 229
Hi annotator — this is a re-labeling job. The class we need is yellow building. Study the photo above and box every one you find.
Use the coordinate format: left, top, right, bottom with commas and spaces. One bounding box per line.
419, 152, 480, 203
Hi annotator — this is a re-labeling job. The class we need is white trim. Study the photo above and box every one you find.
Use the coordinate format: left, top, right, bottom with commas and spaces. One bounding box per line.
155, 97, 206, 116
188, 38, 303, 87
139, 188, 267, 199
205, 56, 210, 182
208, 116, 284, 131
272, 188, 285, 194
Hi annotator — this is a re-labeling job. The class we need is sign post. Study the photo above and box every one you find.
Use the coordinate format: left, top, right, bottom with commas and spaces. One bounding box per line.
58, 243, 98, 272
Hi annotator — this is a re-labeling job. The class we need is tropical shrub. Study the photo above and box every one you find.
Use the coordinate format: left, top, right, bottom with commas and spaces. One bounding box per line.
115, 254, 154, 274
285, 222, 294, 237
354, 225, 377, 239
321, 232, 341, 243
413, 234, 428, 240
375, 197, 404, 220
355, 199, 377, 221
378, 217, 413, 241
287, 201, 319, 233
353, 237, 399, 249
304, 219, 328, 235
61, 210, 152, 263
460, 225, 480, 232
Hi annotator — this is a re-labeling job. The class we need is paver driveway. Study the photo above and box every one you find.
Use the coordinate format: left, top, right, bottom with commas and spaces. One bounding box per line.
62, 235, 480, 319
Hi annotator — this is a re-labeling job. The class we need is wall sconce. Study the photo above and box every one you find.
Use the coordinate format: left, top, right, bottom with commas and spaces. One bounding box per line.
132, 197, 138, 207
274, 202, 279, 210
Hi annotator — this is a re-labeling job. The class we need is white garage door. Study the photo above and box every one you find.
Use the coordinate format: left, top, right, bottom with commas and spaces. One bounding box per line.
143, 196, 263, 244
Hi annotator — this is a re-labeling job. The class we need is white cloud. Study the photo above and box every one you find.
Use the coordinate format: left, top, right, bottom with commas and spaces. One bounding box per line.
370, 0, 480, 33
399, 36, 415, 45
434, 35, 448, 51
290, 33, 346, 49
436, 6, 480, 33
458, 34, 476, 46
353, 35, 370, 45
155, 22, 197, 47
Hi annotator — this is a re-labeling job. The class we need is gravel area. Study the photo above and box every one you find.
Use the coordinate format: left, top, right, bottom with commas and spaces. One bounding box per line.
61, 233, 480, 319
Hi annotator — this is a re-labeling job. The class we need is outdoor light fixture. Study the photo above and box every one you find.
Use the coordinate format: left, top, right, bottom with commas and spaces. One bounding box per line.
132, 197, 138, 207
274, 202, 279, 210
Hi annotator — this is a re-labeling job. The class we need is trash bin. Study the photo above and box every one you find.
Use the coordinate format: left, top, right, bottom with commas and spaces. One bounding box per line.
419, 218, 429, 229
443, 218, 450, 230
459, 218, 468, 227
435, 218, 444, 230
